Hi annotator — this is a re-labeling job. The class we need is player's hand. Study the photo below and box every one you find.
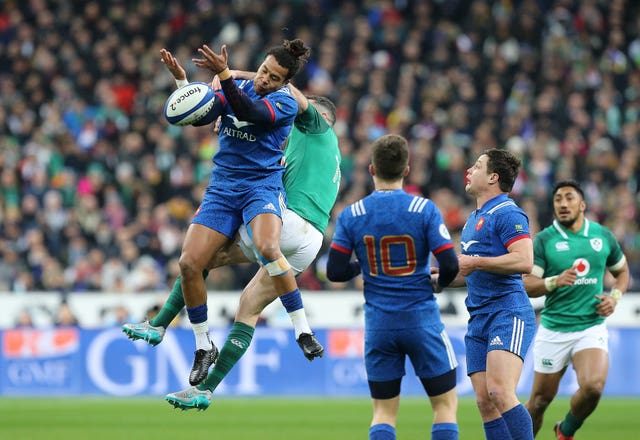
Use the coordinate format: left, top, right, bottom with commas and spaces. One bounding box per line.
595, 294, 617, 317
457, 254, 475, 276
213, 116, 222, 134
160, 48, 186, 81
557, 267, 577, 287
194, 44, 229, 75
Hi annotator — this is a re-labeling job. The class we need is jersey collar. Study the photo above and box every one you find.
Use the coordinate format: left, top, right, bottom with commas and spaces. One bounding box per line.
552, 218, 590, 239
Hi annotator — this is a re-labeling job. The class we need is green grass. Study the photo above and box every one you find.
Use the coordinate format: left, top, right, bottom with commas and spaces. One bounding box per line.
0, 396, 637, 439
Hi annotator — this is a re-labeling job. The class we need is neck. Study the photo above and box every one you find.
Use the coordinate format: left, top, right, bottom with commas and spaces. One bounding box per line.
563, 215, 585, 233
475, 188, 504, 209
373, 177, 403, 191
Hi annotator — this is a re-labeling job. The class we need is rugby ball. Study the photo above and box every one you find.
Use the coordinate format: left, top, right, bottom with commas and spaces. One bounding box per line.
163, 82, 216, 126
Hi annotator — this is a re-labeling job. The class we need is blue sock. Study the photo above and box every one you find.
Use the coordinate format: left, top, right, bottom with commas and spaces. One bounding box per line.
483, 417, 512, 440
279, 289, 303, 313
502, 404, 533, 440
369, 423, 395, 440
432, 422, 458, 439
186, 304, 208, 323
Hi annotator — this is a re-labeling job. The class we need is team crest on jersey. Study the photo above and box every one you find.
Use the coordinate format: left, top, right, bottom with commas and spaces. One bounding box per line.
475, 217, 485, 231
573, 258, 590, 276
555, 241, 570, 251
439, 224, 451, 239
590, 238, 603, 252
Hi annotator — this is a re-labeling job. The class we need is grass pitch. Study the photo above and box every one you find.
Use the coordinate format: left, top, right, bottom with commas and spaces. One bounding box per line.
0, 396, 637, 439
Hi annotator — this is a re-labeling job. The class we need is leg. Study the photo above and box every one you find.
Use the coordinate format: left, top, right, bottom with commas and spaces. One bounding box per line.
558, 348, 608, 438
370, 396, 400, 439
429, 388, 459, 439
179, 223, 229, 385
524, 369, 564, 436
486, 349, 533, 440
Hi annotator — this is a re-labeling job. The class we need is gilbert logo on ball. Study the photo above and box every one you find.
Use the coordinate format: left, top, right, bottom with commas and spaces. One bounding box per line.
164, 82, 216, 126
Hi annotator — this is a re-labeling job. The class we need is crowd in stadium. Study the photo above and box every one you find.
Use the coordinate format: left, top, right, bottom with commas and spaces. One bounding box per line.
0, 0, 639, 296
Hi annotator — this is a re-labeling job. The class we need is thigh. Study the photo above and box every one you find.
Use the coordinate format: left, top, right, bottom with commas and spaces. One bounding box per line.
242, 185, 286, 226
533, 325, 576, 374
192, 187, 243, 238
365, 330, 405, 382
279, 210, 323, 274
406, 325, 458, 379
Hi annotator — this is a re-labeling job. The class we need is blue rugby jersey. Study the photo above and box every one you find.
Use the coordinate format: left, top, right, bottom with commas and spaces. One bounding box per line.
460, 193, 531, 314
211, 80, 297, 187
330, 189, 455, 330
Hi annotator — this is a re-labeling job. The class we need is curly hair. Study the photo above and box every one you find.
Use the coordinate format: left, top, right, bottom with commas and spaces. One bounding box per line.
266, 39, 311, 81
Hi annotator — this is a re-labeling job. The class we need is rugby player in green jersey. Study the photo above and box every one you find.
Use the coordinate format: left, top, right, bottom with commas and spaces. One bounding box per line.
523, 180, 630, 439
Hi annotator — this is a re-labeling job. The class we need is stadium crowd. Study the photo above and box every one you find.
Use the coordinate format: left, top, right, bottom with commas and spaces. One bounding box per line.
0, 0, 639, 297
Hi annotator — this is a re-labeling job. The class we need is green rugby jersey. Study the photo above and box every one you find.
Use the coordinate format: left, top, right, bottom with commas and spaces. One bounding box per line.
532, 218, 626, 332
282, 104, 341, 233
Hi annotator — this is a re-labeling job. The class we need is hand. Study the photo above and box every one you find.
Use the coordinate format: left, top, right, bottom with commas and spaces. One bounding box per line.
557, 267, 577, 287
595, 294, 617, 317
457, 254, 475, 277
160, 48, 186, 81
193, 44, 229, 75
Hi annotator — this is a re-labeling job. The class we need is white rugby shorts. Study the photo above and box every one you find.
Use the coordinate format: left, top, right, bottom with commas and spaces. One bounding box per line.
238, 208, 323, 275
533, 323, 608, 373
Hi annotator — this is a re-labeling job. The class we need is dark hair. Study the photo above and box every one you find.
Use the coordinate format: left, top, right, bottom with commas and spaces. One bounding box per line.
306, 95, 336, 125
371, 134, 409, 180
484, 148, 521, 192
266, 39, 310, 81
552, 180, 584, 199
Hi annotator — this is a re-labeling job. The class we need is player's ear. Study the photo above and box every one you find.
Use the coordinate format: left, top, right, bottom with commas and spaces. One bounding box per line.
369, 164, 375, 176
402, 165, 410, 177
579, 199, 586, 212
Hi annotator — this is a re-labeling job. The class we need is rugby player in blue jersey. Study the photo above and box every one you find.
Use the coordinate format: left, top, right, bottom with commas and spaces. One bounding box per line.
326, 134, 460, 440
173, 40, 311, 388
446, 148, 536, 440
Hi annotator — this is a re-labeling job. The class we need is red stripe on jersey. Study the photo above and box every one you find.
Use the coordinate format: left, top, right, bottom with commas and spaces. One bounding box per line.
262, 99, 276, 124
330, 242, 351, 254
505, 234, 530, 248
432, 242, 454, 255
215, 92, 226, 106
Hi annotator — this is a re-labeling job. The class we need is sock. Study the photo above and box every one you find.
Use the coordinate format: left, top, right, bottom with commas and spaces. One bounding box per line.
432, 422, 459, 440
502, 404, 533, 440
483, 417, 512, 440
279, 290, 310, 338
369, 423, 395, 440
150, 276, 185, 328
561, 411, 584, 436
150, 270, 208, 328
198, 322, 254, 392
187, 304, 211, 350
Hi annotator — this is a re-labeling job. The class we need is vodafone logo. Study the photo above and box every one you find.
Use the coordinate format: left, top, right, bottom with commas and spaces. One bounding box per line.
573, 258, 590, 276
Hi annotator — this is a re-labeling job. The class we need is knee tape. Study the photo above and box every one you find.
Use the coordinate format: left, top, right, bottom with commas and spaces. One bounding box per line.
264, 255, 291, 276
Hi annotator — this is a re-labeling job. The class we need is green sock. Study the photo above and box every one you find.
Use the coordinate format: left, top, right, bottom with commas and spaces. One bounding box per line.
198, 322, 255, 392
561, 411, 584, 436
150, 270, 209, 328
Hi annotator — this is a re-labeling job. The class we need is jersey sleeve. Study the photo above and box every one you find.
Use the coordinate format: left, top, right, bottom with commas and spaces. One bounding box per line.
294, 103, 330, 135
262, 88, 298, 127
531, 232, 548, 277
424, 203, 455, 255
603, 226, 626, 269
495, 208, 531, 249
329, 209, 353, 254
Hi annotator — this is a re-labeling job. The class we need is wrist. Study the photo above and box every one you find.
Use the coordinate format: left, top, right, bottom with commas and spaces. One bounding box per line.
544, 275, 558, 292
175, 78, 189, 88
609, 288, 623, 303
217, 67, 231, 81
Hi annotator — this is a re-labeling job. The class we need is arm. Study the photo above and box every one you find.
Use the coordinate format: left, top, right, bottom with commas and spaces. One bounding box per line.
523, 265, 578, 298
458, 237, 533, 277
433, 247, 459, 289
193, 44, 278, 124
595, 259, 630, 317
326, 247, 361, 282
160, 48, 188, 86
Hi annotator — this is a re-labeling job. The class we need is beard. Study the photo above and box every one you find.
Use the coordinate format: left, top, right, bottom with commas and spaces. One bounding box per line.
557, 215, 578, 228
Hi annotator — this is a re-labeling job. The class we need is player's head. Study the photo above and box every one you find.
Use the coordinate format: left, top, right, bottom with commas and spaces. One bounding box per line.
552, 180, 586, 228
307, 95, 336, 126
254, 39, 310, 95
466, 148, 521, 195
370, 134, 410, 181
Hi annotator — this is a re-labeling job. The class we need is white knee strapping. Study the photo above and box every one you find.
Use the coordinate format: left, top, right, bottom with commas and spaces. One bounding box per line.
264, 256, 291, 276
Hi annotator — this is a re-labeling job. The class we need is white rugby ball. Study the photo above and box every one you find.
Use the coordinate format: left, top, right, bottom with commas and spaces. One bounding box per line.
163, 82, 216, 126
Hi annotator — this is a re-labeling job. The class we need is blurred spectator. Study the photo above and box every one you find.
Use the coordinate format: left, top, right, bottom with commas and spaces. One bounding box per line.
0, 0, 638, 294
54, 299, 79, 327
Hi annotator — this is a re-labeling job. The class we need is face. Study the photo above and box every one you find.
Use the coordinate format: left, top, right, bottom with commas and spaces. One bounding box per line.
309, 100, 330, 125
465, 154, 494, 196
553, 186, 585, 228
253, 55, 289, 95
